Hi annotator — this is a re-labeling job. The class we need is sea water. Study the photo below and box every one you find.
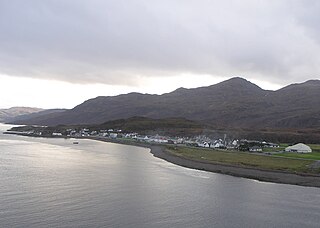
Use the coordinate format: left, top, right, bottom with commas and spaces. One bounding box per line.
0, 124, 319, 227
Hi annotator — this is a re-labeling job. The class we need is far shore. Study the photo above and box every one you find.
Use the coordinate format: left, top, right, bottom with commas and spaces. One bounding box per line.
4, 132, 320, 188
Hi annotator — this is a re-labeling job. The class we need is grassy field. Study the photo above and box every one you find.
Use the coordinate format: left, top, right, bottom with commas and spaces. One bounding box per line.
263, 144, 320, 160
277, 152, 320, 160
166, 146, 317, 173
276, 152, 320, 160
310, 144, 320, 152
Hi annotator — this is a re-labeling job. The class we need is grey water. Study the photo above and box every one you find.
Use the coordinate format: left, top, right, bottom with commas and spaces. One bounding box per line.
0, 124, 319, 228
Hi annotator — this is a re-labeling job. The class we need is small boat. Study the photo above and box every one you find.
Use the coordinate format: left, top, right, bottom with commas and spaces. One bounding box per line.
73, 141, 79, 144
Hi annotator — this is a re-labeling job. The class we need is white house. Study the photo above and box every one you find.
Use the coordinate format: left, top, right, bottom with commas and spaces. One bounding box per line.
212, 142, 224, 148
109, 133, 118, 138
285, 143, 312, 153
249, 146, 262, 152
198, 142, 210, 148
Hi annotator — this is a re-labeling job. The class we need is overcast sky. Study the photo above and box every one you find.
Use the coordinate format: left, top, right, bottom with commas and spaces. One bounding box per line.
1, 0, 320, 109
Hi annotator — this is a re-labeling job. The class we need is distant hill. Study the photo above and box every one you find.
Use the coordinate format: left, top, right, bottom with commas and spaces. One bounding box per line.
7, 109, 67, 124
0, 107, 43, 123
14, 77, 320, 130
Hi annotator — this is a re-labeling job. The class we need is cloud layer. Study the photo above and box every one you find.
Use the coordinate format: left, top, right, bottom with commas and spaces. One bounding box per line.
1, 0, 320, 86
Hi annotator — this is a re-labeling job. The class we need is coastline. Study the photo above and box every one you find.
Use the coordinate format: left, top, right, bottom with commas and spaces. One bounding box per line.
5, 132, 320, 188
90, 137, 320, 188
149, 145, 320, 188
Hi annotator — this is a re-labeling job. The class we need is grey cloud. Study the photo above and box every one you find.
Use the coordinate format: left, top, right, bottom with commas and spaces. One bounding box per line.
0, 0, 319, 86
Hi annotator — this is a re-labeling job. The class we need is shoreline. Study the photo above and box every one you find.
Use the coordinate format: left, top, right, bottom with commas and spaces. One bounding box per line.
4, 132, 320, 188
149, 145, 320, 188
89, 137, 320, 188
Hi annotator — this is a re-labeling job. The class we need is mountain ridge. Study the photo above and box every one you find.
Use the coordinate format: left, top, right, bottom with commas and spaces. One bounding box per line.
13, 77, 320, 130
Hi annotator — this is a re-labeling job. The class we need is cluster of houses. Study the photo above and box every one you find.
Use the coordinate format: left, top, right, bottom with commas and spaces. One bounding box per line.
50, 128, 287, 152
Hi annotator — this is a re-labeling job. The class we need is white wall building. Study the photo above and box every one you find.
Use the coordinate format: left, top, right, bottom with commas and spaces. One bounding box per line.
285, 143, 312, 153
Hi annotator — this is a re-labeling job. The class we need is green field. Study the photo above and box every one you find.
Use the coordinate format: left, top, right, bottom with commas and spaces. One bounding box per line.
276, 152, 320, 160
166, 146, 317, 173
310, 144, 320, 152
262, 144, 320, 160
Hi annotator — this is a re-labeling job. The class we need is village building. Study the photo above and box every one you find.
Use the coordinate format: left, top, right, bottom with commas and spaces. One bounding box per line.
249, 146, 262, 152
212, 142, 225, 149
198, 141, 210, 148
285, 143, 312, 153
109, 133, 118, 138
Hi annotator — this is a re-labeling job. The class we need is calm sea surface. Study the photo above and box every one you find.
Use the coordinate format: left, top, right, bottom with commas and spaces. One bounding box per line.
0, 123, 319, 228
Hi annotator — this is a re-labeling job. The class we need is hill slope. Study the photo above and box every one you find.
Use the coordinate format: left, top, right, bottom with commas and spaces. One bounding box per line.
15, 77, 320, 130
7, 109, 67, 124
0, 107, 43, 123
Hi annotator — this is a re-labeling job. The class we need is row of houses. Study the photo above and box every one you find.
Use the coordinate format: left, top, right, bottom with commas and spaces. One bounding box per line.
49, 128, 311, 153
